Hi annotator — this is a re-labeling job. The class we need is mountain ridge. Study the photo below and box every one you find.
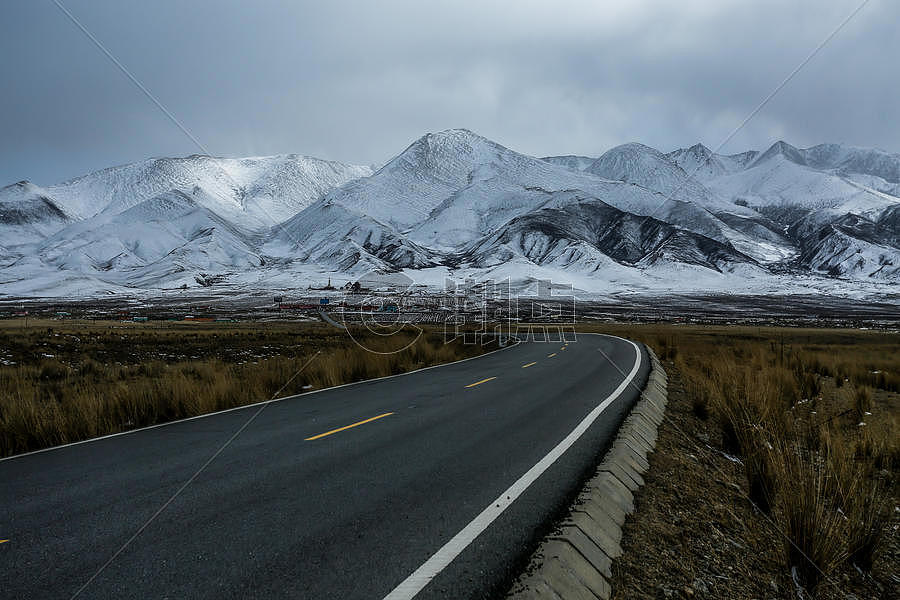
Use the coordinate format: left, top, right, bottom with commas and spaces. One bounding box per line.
1, 129, 898, 298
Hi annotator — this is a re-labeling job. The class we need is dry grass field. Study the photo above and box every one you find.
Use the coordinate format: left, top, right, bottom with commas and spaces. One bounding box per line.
580, 324, 899, 598
0, 319, 490, 457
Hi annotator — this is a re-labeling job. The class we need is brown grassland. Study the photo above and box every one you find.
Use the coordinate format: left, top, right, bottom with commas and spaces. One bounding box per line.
0, 319, 489, 458
580, 324, 898, 599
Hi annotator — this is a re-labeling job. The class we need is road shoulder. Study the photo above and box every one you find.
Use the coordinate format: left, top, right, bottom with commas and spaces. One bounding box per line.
506, 347, 668, 600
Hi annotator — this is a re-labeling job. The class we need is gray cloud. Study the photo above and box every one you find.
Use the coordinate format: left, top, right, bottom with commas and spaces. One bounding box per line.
1, 0, 896, 187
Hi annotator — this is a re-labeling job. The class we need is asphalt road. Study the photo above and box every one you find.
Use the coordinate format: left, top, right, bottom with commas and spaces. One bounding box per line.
0, 333, 649, 599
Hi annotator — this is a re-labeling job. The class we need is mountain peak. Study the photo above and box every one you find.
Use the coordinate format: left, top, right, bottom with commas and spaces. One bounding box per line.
589, 142, 675, 176
414, 128, 507, 154
585, 141, 724, 208
666, 144, 735, 181
754, 140, 806, 166
428, 127, 481, 140
609, 142, 664, 156
772, 140, 799, 151
381, 129, 516, 182
2, 180, 37, 193
687, 142, 713, 157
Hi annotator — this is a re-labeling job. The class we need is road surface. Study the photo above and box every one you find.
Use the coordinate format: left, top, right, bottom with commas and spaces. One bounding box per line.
0, 333, 648, 599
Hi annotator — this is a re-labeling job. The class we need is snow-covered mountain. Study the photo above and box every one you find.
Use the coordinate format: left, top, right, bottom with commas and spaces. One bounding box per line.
32, 154, 372, 225
570, 142, 795, 262
587, 143, 715, 207
263, 200, 439, 274
328, 130, 752, 254
789, 212, 900, 280
1, 130, 898, 299
704, 142, 895, 215
664, 140, 900, 282
666, 143, 759, 181
461, 193, 757, 275
0, 181, 73, 248
11, 189, 262, 290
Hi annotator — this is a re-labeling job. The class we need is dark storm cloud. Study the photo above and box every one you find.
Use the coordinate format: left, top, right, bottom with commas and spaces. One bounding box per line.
1, 0, 896, 187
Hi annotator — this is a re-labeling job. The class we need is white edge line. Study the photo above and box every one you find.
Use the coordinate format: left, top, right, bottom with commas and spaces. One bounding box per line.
0, 337, 521, 463
382, 334, 642, 600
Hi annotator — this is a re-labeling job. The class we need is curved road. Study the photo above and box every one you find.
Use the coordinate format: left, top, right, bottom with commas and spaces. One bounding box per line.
0, 334, 648, 599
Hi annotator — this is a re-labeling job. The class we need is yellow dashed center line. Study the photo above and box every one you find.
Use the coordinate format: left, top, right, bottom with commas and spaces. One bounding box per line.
305, 412, 394, 441
548, 353, 557, 358
521, 361, 537, 369
465, 376, 497, 388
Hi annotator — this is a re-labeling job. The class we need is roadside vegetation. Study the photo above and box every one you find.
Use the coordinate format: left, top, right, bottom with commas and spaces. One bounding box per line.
586, 324, 898, 598
0, 319, 490, 457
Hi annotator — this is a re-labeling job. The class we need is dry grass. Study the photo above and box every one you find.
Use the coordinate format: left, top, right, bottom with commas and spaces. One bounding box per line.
775, 438, 851, 590
0, 320, 490, 457
579, 323, 898, 596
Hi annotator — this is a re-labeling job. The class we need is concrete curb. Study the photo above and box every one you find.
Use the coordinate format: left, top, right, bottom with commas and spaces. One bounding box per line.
507, 346, 668, 600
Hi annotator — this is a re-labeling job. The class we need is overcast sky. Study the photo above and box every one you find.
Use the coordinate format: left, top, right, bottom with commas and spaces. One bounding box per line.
1, 0, 897, 187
